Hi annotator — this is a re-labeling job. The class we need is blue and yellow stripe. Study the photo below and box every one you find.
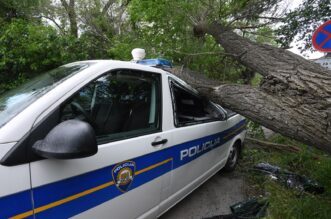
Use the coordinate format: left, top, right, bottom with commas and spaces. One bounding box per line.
0, 119, 246, 219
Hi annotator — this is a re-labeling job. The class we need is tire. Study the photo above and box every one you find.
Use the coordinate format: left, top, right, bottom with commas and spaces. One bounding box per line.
223, 142, 240, 172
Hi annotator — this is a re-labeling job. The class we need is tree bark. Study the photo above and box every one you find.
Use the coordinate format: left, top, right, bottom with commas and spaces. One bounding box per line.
171, 22, 331, 154
60, 0, 78, 37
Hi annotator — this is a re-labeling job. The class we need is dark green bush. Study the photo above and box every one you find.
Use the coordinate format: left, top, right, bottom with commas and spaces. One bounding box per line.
0, 19, 109, 92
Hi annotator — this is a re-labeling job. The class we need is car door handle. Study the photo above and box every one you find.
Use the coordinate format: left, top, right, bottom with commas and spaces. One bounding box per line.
151, 139, 168, 146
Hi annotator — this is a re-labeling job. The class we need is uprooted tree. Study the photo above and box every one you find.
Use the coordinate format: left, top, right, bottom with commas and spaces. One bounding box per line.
171, 21, 331, 154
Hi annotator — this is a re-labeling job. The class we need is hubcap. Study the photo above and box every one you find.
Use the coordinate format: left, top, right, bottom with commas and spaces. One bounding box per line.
227, 145, 238, 167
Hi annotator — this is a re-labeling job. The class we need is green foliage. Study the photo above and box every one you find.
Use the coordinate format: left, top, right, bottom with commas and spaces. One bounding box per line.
0, 19, 58, 83
0, 0, 47, 21
242, 135, 331, 219
250, 73, 263, 87
246, 26, 278, 46
0, 0, 285, 89
277, 0, 331, 52
266, 182, 331, 219
0, 19, 109, 89
127, 0, 255, 82
247, 120, 265, 138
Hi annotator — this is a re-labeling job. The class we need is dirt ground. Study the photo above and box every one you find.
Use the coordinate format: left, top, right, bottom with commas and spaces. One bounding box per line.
160, 171, 246, 219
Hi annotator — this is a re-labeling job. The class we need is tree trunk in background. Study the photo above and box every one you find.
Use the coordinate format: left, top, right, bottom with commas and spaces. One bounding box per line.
60, 0, 78, 37
171, 22, 331, 154
102, 0, 115, 16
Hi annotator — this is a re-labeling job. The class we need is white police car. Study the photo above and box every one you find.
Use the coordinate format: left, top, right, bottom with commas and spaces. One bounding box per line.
0, 50, 246, 219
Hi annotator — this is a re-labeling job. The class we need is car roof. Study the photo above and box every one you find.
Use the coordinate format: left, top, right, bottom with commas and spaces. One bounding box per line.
67, 60, 168, 76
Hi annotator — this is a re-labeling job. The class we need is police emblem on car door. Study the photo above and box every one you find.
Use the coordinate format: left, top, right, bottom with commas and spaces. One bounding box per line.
112, 161, 136, 192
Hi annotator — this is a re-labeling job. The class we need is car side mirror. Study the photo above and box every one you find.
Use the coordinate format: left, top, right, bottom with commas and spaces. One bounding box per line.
33, 120, 97, 159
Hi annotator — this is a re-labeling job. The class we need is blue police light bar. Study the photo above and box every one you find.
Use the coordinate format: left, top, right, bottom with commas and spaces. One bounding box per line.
137, 59, 172, 68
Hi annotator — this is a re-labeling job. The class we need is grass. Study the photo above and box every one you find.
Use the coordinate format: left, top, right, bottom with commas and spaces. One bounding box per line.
250, 73, 263, 87
240, 134, 331, 219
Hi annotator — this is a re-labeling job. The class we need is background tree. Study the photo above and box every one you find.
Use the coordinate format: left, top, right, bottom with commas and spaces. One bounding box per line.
59, 0, 78, 37
277, 0, 331, 52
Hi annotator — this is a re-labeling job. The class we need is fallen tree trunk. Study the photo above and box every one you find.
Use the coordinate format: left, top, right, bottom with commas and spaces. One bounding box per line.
171, 22, 331, 154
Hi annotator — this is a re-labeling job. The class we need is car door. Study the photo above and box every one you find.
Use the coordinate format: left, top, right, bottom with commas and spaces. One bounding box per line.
28, 69, 172, 219
165, 78, 232, 204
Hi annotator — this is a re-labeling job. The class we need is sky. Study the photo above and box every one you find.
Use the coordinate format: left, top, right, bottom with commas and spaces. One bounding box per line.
286, 0, 325, 59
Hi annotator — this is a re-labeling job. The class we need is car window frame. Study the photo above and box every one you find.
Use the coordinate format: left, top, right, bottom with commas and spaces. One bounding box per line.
168, 77, 221, 128
60, 68, 163, 145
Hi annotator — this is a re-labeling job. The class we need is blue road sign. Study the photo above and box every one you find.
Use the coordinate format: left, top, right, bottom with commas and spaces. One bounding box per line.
313, 20, 331, 52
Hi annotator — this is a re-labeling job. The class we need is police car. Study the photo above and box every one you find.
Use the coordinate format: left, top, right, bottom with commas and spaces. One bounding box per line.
0, 49, 246, 219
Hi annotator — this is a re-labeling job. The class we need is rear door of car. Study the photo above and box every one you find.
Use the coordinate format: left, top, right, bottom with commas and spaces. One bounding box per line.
25, 69, 171, 219
164, 78, 232, 206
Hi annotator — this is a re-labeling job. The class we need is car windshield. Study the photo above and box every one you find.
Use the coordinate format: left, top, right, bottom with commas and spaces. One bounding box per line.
0, 63, 92, 128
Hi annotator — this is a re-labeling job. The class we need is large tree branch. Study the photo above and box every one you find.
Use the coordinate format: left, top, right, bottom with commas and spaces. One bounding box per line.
171, 67, 331, 154
40, 15, 65, 34
60, 0, 69, 12
171, 22, 331, 154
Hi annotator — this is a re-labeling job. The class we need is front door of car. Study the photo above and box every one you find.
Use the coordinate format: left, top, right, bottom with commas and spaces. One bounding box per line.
0, 144, 32, 219
28, 69, 172, 219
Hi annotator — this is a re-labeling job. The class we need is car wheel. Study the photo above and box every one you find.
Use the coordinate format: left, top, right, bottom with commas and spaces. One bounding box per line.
223, 142, 239, 172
